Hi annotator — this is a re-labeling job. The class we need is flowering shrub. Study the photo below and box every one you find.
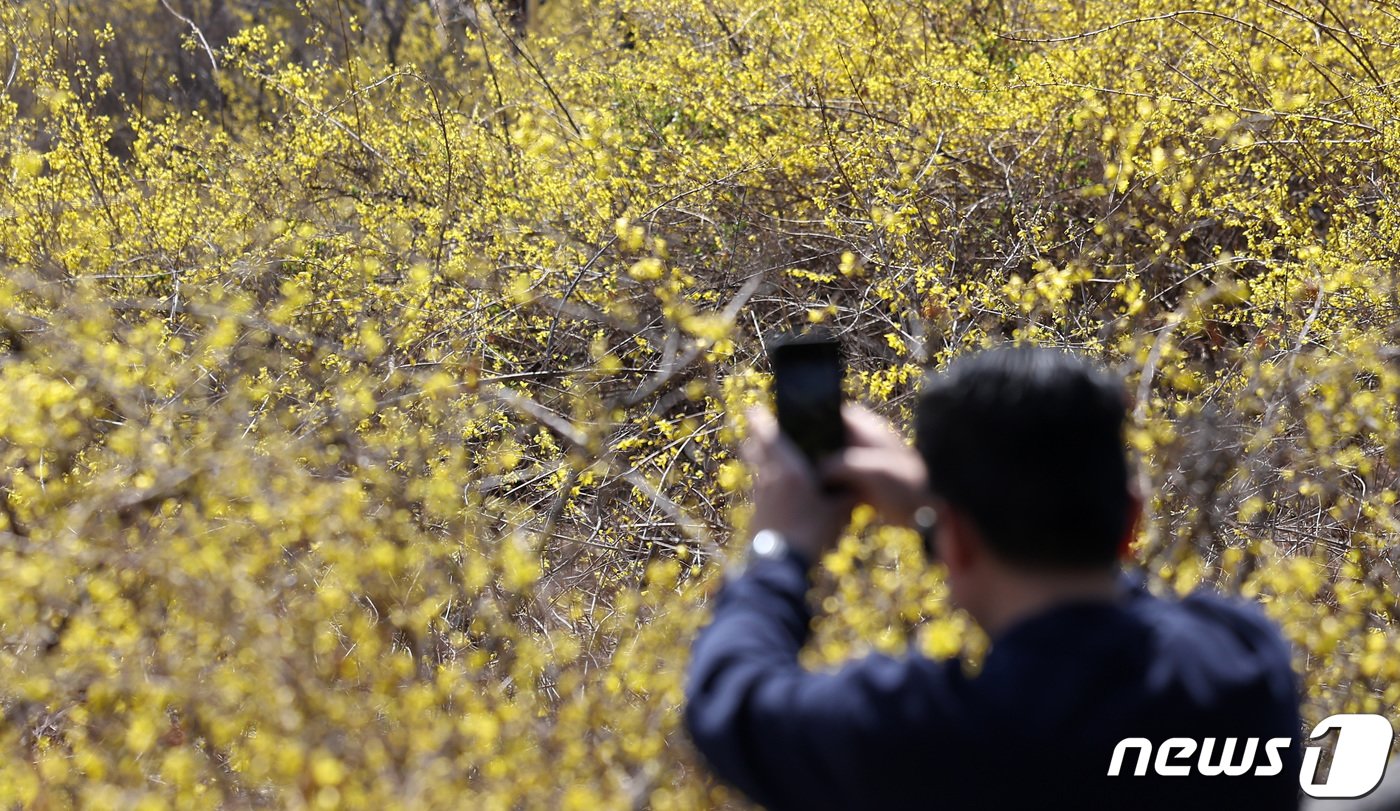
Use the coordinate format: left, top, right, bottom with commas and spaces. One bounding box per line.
1, 0, 1397, 806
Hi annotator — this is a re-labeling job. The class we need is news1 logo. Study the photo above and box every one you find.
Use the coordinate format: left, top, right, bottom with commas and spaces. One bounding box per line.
1109, 714, 1394, 798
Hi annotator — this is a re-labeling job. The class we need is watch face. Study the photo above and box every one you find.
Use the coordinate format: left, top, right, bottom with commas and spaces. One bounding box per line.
751, 530, 786, 559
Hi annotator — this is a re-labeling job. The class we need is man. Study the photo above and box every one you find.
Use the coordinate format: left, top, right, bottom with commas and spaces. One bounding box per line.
685, 346, 1302, 810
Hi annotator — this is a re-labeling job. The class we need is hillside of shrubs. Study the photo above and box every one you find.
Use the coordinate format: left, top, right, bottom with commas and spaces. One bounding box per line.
0, 0, 1397, 806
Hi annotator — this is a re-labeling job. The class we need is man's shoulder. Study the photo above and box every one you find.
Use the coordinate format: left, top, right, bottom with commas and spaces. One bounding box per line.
978, 571, 1299, 734
1114, 575, 1300, 733
1129, 576, 1295, 666
995, 570, 1290, 662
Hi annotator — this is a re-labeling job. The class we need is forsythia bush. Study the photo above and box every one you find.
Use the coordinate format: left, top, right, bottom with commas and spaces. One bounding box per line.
1, 0, 1397, 806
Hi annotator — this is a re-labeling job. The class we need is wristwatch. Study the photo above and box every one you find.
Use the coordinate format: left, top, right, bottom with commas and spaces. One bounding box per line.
749, 528, 817, 572
750, 529, 791, 561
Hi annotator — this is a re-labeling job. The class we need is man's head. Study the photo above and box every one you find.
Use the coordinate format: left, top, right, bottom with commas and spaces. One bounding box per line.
915, 346, 1136, 582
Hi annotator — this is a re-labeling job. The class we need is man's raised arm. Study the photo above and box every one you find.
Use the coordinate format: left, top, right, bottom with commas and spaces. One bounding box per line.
683, 408, 949, 810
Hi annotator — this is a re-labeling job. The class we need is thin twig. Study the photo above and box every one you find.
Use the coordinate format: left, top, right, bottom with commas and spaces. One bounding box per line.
158, 0, 219, 73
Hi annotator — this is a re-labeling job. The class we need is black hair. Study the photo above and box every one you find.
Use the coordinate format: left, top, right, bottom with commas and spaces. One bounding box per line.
915, 346, 1131, 570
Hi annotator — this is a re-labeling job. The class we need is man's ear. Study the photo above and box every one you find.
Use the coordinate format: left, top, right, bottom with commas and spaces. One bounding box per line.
938, 505, 980, 574
1117, 488, 1144, 561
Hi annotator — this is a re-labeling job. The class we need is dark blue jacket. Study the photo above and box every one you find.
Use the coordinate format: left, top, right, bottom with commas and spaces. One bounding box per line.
685, 556, 1302, 810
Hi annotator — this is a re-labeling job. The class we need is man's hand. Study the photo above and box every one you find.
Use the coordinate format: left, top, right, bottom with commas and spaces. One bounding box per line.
820, 405, 933, 527
742, 408, 854, 563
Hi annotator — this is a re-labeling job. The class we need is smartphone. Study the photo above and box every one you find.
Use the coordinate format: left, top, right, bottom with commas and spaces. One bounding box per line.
767, 331, 846, 465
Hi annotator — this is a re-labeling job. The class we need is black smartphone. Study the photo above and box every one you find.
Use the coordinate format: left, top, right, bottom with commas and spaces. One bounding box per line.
767, 331, 846, 465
